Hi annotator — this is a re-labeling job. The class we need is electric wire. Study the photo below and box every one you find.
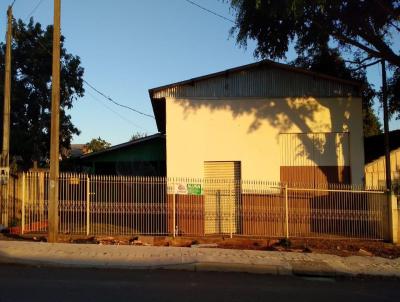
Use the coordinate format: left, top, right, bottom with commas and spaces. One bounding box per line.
86, 90, 147, 131
25, 0, 46, 22
183, 0, 235, 23
83, 80, 155, 119
26, 30, 155, 120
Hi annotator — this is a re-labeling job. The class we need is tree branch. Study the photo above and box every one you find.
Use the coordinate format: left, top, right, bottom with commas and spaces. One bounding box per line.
373, 0, 400, 18
355, 24, 400, 67
350, 59, 381, 71
388, 21, 400, 32
331, 31, 380, 57
344, 55, 374, 65
332, 30, 400, 67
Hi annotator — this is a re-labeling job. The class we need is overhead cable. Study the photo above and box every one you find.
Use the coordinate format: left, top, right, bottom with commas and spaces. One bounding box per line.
184, 0, 235, 23
86, 90, 147, 130
20, 1, 155, 120
25, 0, 46, 21
84, 80, 155, 119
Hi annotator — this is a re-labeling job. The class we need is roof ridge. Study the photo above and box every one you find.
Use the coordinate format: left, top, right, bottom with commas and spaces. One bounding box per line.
149, 60, 362, 94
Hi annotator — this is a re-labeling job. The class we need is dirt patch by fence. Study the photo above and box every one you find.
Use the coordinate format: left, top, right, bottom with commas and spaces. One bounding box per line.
2, 233, 399, 259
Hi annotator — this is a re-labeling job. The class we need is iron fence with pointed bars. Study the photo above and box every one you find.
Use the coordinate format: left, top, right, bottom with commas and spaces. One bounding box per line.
0, 172, 391, 241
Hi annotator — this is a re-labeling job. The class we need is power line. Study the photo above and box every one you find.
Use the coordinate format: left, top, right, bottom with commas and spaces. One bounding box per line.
25, 0, 46, 21
84, 80, 155, 119
20, 30, 154, 120
86, 90, 147, 130
184, 0, 235, 24
16, 1, 155, 121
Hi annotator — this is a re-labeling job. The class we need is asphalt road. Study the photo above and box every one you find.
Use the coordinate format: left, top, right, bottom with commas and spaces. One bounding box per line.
0, 264, 399, 302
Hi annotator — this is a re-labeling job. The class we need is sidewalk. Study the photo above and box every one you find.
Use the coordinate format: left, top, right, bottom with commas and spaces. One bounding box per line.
0, 240, 399, 278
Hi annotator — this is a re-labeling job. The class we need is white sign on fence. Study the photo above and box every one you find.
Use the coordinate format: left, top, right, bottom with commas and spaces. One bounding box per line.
174, 182, 188, 195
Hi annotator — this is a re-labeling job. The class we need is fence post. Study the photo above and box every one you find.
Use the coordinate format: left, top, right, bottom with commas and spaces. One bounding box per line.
0, 171, 10, 227
229, 180, 233, 239
172, 180, 176, 238
389, 192, 398, 244
86, 175, 90, 236
21, 173, 25, 235
285, 184, 289, 239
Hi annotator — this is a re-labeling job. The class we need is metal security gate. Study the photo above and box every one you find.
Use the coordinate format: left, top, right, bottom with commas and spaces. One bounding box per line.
204, 161, 241, 235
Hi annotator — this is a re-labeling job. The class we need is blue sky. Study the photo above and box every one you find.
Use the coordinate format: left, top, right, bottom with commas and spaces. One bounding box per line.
0, 0, 399, 145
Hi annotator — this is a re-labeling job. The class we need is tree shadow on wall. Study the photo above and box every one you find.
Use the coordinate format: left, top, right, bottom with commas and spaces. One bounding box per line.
175, 96, 352, 185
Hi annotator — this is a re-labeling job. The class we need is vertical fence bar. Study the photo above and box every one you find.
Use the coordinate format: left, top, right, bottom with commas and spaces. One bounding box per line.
285, 184, 289, 239
229, 179, 233, 239
21, 172, 25, 234
86, 175, 90, 236
172, 180, 176, 237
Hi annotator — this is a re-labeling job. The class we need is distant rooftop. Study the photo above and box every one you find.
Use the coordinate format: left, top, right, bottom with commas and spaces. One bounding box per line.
80, 133, 165, 159
67, 144, 87, 158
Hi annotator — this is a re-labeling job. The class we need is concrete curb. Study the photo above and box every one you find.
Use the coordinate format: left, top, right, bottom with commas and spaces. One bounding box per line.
0, 256, 307, 277
1, 255, 399, 280
1, 241, 400, 279
193, 263, 292, 275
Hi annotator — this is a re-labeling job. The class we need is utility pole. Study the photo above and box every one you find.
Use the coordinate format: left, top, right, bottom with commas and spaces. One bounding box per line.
381, 60, 392, 191
0, 6, 13, 227
48, 0, 61, 243
2, 6, 12, 169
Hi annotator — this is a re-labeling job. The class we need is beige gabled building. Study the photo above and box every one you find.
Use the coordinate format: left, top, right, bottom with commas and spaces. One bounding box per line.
364, 130, 400, 190
365, 147, 400, 189
149, 60, 364, 186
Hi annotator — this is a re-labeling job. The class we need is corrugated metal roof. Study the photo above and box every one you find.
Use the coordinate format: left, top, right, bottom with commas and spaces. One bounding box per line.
149, 60, 361, 99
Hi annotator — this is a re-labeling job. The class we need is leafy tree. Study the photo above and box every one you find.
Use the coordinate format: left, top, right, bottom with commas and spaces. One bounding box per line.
130, 132, 147, 141
229, 0, 400, 117
363, 107, 383, 137
388, 67, 400, 119
0, 18, 84, 168
292, 44, 382, 136
84, 137, 111, 153
230, 0, 400, 66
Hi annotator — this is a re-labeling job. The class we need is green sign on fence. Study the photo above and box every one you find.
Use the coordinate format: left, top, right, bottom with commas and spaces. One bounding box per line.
187, 183, 202, 195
